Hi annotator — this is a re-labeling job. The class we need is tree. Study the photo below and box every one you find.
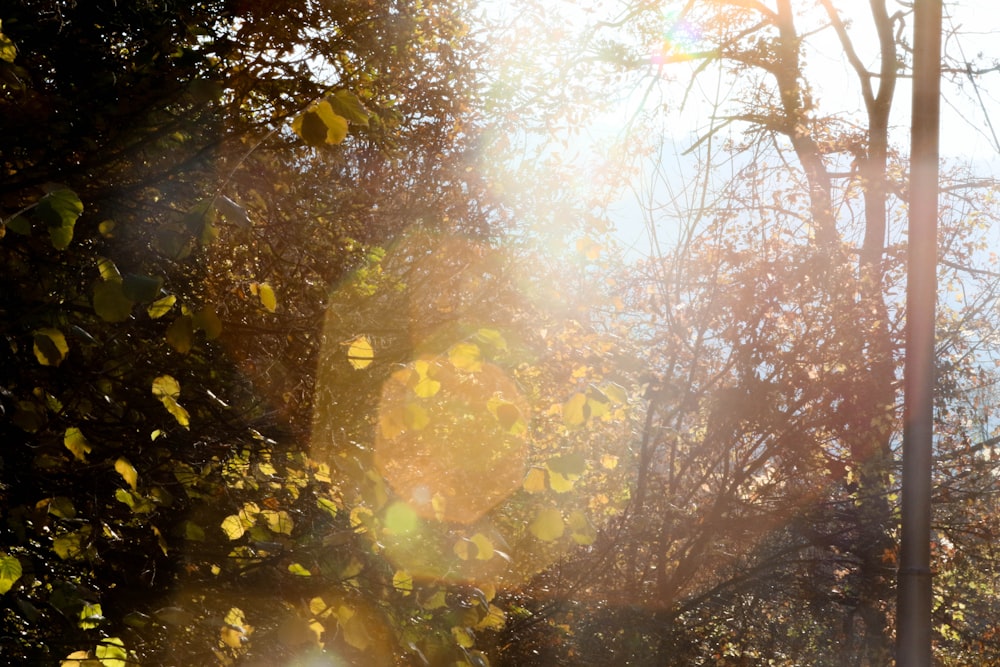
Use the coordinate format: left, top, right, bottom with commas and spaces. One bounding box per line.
0, 1, 512, 663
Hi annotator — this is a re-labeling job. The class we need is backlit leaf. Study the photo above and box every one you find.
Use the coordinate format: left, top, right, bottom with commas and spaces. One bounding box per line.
523, 467, 547, 493
36, 188, 83, 250
393, 569, 413, 595
64, 427, 91, 461
562, 392, 588, 427
93, 279, 134, 322
215, 195, 251, 229
193, 306, 222, 339
0, 554, 22, 594
79, 602, 104, 629
95, 637, 127, 667
347, 335, 374, 369
33, 327, 69, 366
568, 510, 597, 545
53, 526, 91, 560
147, 294, 176, 319
604, 382, 628, 405
165, 316, 193, 354
288, 563, 311, 576
221, 515, 245, 540
122, 273, 163, 303
470, 533, 495, 560
328, 89, 370, 126
254, 281, 277, 312
529, 508, 564, 541
293, 100, 349, 146
152, 375, 190, 428
115, 457, 138, 491
262, 509, 294, 535
0, 21, 16, 63
449, 342, 482, 372
384, 501, 419, 535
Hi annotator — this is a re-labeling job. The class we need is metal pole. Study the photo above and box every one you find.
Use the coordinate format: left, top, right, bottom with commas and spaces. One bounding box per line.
897, 0, 942, 664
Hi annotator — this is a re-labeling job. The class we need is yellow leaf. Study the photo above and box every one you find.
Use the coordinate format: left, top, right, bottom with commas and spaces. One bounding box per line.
529, 508, 564, 541
114, 458, 138, 491
448, 342, 482, 372
403, 403, 430, 430
547, 469, 577, 493
419, 589, 447, 610
568, 510, 597, 545
293, 100, 349, 146
523, 467, 547, 494
261, 509, 294, 535
470, 533, 495, 560
0, 553, 22, 594
346, 335, 374, 369
340, 612, 371, 651
152, 375, 190, 428
63, 427, 91, 461
254, 282, 277, 312
562, 392, 588, 427
413, 376, 441, 398
475, 604, 507, 631
393, 569, 413, 595
151, 374, 181, 399
601, 454, 619, 470
147, 294, 176, 319
221, 515, 245, 540
451, 626, 475, 648
33, 328, 69, 366
288, 563, 311, 576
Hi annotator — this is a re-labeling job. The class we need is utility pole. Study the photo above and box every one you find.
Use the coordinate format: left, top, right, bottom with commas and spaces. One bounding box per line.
897, 0, 942, 665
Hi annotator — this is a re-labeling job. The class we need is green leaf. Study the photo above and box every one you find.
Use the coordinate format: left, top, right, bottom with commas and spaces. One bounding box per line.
0, 554, 22, 594
122, 274, 164, 303
529, 508, 564, 541
5, 215, 30, 235
35, 188, 83, 250
383, 501, 419, 535
64, 427, 91, 461
193, 306, 223, 339
328, 89, 370, 126
33, 327, 69, 366
214, 195, 251, 229
93, 280, 134, 322
47, 496, 76, 519
165, 315, 194, 354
